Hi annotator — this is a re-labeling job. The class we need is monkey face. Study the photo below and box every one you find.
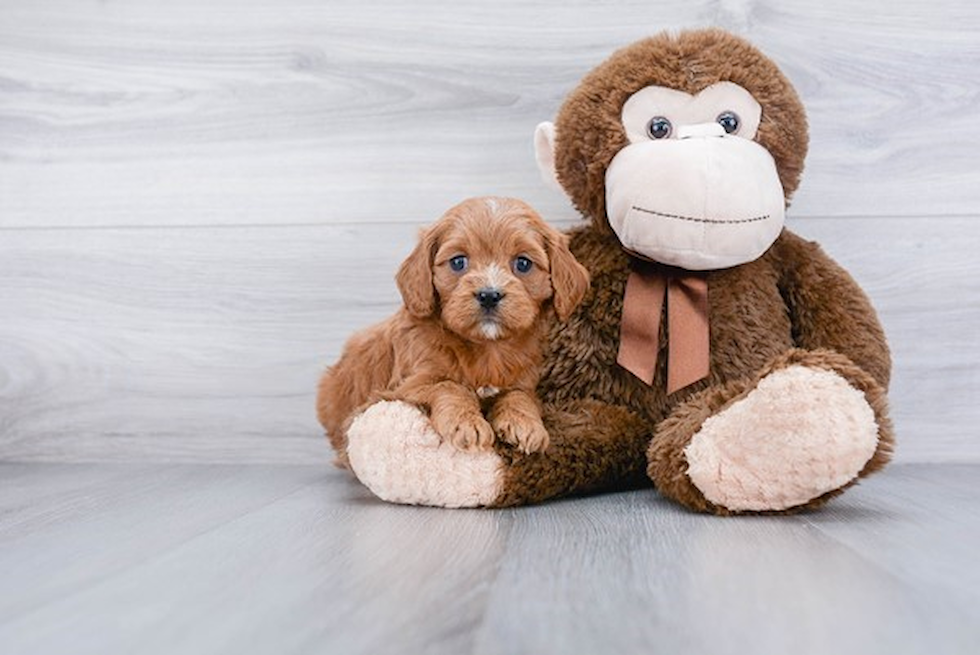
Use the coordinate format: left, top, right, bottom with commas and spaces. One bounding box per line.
533, 29, 808, 271
603, 81, 786, 269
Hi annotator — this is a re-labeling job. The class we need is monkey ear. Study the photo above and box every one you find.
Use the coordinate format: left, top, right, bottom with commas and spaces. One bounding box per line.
544, 228, 590, 320
396, 227, 438, 318
534, 122, 563, 190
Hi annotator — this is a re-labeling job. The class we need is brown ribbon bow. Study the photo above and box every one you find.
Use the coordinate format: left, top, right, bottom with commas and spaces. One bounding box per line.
617, 259, 710, 394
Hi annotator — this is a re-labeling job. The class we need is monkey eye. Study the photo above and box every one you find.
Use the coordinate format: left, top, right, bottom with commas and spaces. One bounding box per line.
646, 116, 672, 139
449, 255, 468, 273
716, 111, 741, 134
512, 256, 533, 275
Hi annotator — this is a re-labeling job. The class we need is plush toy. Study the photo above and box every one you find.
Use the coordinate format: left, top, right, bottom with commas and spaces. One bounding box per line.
334, 28, 894, 514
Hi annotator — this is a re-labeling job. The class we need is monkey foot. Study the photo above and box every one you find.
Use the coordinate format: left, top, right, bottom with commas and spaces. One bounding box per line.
346, 401, 505, 508
683, 364, 880, 512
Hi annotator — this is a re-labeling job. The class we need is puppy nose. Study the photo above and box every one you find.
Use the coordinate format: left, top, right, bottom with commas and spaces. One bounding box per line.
476, 288, 505, 310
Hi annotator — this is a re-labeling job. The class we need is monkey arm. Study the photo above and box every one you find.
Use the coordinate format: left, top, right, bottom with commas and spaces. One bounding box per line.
774, 230, 892, 390
342, 395, 651, 508
490, 398, 652, 506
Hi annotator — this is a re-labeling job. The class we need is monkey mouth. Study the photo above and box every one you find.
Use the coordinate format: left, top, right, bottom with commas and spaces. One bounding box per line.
631, 205, 769, 225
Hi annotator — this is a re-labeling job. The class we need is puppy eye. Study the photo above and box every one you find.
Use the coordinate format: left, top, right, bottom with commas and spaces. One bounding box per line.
512, 256, 533, 275
716, 111, 740, 135
448, 255, 468, 273
646, 116, 672, 139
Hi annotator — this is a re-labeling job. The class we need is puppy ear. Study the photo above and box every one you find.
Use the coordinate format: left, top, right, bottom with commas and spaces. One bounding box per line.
396, 227, 438, 318
544, 227, 590, 320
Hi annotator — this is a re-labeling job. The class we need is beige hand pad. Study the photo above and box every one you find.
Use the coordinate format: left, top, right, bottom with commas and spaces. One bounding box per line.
347, 401, 505, 508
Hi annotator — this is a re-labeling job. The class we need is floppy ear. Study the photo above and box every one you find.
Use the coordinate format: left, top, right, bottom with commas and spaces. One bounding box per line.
544, 227, 590, 320
396, 227, 439, 318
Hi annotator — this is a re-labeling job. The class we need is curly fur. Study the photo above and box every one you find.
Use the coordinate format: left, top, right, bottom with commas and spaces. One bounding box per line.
317, 196, 590, 465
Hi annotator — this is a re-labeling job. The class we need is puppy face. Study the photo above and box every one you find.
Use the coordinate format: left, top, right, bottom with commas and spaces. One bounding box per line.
397, 197, 590, 342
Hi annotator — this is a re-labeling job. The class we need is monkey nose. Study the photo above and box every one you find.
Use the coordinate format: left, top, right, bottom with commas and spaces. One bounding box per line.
476, 288, 505, 310
676, 122, 726, 139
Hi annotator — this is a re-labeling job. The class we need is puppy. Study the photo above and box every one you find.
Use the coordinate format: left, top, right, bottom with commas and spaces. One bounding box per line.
317, 196, 590, 466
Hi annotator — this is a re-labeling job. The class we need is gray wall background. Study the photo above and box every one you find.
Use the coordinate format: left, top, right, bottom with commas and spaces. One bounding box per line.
1, 0, 977, 464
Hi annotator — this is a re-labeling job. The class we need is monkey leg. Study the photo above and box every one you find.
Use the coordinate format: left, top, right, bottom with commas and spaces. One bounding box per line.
344, 399, 652, 508
647, 348, 894, 515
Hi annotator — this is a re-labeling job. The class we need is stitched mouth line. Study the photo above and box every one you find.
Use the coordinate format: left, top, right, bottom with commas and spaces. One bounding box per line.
632, 206, 769, 225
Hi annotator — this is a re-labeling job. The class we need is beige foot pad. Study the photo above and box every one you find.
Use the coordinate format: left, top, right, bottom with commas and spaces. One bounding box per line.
346, 401, 504, 508
684, 365, 879, 511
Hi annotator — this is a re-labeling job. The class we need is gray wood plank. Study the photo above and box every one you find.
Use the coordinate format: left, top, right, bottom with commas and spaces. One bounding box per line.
0, 463, 327, 623
0, 463, 977, 655
475, 487, 978, 655
1, 0, 978, 228
0, 222, 418, 464
0, 462, 158, 513
2, 0, 977, 465
0, 464, 512, 655
1, 217, 977, 463
804, 464, 980, 608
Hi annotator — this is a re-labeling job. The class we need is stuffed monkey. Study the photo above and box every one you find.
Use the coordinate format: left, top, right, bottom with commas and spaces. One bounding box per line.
330, 28, 894, 514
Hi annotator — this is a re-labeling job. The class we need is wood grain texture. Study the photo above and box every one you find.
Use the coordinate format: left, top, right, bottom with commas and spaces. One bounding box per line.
2, 5, 977, 653
0, 462, 977, 655
475, 470, 980, 655
1, 0, 978, 228
1, 0, 977, 463
0, 463, 326, 622
1, 216, 977, 463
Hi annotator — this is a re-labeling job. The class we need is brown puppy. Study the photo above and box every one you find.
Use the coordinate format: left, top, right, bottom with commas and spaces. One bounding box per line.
317, 196, 590, 466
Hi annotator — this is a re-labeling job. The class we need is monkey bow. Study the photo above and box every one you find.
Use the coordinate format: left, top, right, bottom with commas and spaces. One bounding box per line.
617, 259, 710, 394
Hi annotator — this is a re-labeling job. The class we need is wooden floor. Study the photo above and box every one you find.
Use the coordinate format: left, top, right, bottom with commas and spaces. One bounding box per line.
0, 462, 977, 655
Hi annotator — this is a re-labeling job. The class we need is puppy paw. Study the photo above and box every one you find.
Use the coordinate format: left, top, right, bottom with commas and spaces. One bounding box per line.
493, 412, 550, 454
433, 411, 495, 452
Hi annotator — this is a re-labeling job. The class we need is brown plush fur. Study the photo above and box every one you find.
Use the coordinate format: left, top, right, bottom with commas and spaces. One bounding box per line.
493, 226, 894, 511
647, 348, 894, 515
553, 28, 808, 233
481, 29, 894, 513
317, 197, 590, 465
